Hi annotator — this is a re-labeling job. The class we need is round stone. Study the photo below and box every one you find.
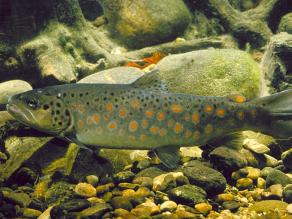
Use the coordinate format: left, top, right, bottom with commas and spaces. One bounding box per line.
86, 175, 99, 187
236, 178, 253, 190
194, 203, 212, 214
160, 201, 177, 212
74, 183, 97, 198
217, 193, 234, 202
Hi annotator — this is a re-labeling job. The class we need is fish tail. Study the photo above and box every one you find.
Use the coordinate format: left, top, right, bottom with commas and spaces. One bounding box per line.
251, 89, 292, 139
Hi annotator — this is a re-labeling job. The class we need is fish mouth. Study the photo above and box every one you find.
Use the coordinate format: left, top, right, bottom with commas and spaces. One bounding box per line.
7, 103, 36, 125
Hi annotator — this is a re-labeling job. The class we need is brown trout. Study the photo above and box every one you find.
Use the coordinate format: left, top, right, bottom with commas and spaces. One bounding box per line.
6, 73, 292, 168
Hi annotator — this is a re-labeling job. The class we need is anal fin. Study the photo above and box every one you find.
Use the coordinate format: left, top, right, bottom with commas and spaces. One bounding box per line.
153, 146, 180, 169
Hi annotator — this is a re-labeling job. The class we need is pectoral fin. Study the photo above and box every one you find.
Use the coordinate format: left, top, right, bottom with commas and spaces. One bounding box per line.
64, 133, 93, 152
153, 146, 180, 169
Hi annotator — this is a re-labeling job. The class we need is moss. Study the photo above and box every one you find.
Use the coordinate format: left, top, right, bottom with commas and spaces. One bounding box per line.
157, 49, 261, 99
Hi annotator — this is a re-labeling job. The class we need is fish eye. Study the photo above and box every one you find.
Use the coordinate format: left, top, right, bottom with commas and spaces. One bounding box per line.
26, 99, 39, 109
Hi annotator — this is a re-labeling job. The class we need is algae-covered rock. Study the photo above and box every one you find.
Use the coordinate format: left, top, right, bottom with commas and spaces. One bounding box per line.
0, 136, 53, 182
278, 13, 292, 34
248, 200, 288, 213
168, 184, 207, 204
98, 0, 191, 48
179, 160, 227, 196
45, 181, 75, 205
65, 144, 113, 182
157, 49, 261, 99
0, 80, 32, 104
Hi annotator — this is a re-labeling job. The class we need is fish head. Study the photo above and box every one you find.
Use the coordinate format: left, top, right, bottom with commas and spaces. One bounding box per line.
7, 87, 72, 135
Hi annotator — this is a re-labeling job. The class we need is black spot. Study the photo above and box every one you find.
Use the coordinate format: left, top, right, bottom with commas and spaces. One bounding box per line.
50, 101, 54, 106
52, 110, 55, 115
56, 110, 60, 115
85, 92, 89, 95
103, 97, 107, 101
65, 110, 70, 116
63, 93, 67, 97
43, 104, 49, 110
71, 93, 75, 97
80, 93, 83, 97
114, 98, 118, 102
56, 102, 61, 107
86, 102, 90, 106
58, 122, 63, 126
110, 92, 114, 96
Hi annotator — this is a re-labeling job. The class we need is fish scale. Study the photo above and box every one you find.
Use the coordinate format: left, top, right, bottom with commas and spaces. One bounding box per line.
7, 72, 292, 168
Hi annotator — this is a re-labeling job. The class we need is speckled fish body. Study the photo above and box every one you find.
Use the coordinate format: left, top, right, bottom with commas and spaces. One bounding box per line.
6, 73, 292, 167
64, 84, 255, 149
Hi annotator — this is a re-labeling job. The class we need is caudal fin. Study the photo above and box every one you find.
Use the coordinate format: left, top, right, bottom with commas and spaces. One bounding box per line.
251, 89, 292, 139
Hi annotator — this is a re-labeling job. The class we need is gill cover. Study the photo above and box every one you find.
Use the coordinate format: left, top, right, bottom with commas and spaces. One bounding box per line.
7, 88, 72, 136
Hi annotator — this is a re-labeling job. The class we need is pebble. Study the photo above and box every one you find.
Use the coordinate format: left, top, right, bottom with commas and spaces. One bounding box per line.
96, 183, 115, 195
110, 196, 133, 211
160, 200, 177, 212
243, 139, 270, 154
269, 184, 283, 198
266, 169, 292, 187
131, 205, 152, 217
281, 148, 292, 170
245, 167, 261, 180
101, 192, 113, 202
217, 193, 234, 202
231, 169, 249, 180
113, 171, 135, 183
118, 183, 140, 190
37, 206, 53, 219
222, 201, 241, 212
194, 202, 212, 214
181, 160, 227, 195
132, 176, 153, 188
283, 184, 292, 203
236, 178, 253, 190
135, 167, 166, 179
77, 203, 112, 218
168, 184, 207, 204
87, 197, 105, 204
257, 177, 266, 189
153, 172, 176, 191
22, 208, 42, 218
86, 175, 99, 187
74, 183, 97, 198
4, 191, 31, 207
248, 200, 288, 213
140, 200, 160, 215
287, 203, 292, 214
264, 154, 279, 167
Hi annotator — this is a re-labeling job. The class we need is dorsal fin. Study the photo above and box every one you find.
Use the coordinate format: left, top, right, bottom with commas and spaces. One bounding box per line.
131, 69, 168, 92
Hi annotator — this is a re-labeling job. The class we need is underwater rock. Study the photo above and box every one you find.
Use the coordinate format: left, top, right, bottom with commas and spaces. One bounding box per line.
74, 183, 97, 198
278, 13, 292, 34
78, 66, 145, 84
113, 171, 135, 183
265, 169, 292, 187
281, 148, 292, 170
135, 167, 167, 179
194, 202, 212, 214
45, 181, 75, 205
160, 200, 177, 212
156, 49, 261, 99
248, 200, 288, 213
65, 144, 113, 182
222, 201, 241, 212
179, 160, 227, 196
22, 208, 42, 218
283, 184, 292, 203
261, 33, 292, 93
209, 146, 247, 174
0, 80, 32, 104
98, 0, 191, 49
3, 191, 31, 207
168, 184, 207, 205
0, 136, 53, 183
242, 139, 270, 154
110, 196, 133, 211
